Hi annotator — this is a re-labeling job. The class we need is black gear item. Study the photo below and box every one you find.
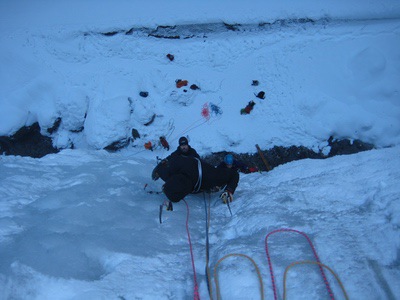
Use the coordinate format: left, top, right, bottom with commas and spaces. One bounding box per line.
256, 91, 265, 99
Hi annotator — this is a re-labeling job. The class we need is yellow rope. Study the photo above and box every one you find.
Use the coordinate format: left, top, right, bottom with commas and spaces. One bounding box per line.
283, 260, 349, 300
213, 253, 264, 300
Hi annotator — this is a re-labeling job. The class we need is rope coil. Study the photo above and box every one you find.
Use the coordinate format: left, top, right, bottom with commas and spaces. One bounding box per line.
213, 253, 264, 300
171, 200, 348, 300
265, 228, 334, 300
283, 260, 349, 300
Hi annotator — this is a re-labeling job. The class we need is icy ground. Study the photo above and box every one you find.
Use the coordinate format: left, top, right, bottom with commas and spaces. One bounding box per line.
0, 146, 399, 299
1, 1, 400, 299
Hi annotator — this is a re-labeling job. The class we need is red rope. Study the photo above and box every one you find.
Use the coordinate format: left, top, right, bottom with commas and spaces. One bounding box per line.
265, 228, 334, 300
183, 200, 201, 300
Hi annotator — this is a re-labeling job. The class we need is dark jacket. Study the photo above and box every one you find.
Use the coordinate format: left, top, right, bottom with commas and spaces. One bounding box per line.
217, 159, 249, 173
153, 155, 239, 202
169, 145, 200, 159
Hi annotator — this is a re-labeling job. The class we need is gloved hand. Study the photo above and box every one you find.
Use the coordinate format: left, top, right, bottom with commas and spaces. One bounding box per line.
152, 159, 168, 181
152, 169, 159, 181
220, 191, 233, 204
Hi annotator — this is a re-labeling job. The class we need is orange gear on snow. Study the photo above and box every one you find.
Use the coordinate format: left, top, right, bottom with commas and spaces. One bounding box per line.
144, 141, 153, 151
176, 79, 188, 88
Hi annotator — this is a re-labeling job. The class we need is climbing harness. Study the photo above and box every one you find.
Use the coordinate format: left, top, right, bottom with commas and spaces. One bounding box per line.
193, 158, 203, 193
283, 261, 349, 300
265, 228, 334, 300
213, 253, 264, 300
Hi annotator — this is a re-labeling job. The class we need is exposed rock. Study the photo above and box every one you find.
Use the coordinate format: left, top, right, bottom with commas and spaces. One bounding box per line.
70, 126, 84, 133
223, 22, 241, 31
0, 120, 375, 163
87, 18, 326, 40
101, 30, 122, 37
202, 137, 374, 171
47, 117, 62, 134
104, 138, 130, 152
0, 122, 59, 158
327, 136, 374, 156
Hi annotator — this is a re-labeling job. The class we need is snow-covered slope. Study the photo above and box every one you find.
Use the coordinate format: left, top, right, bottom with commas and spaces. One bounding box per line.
0, 146, 399, 299
1, 2, 400, 155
